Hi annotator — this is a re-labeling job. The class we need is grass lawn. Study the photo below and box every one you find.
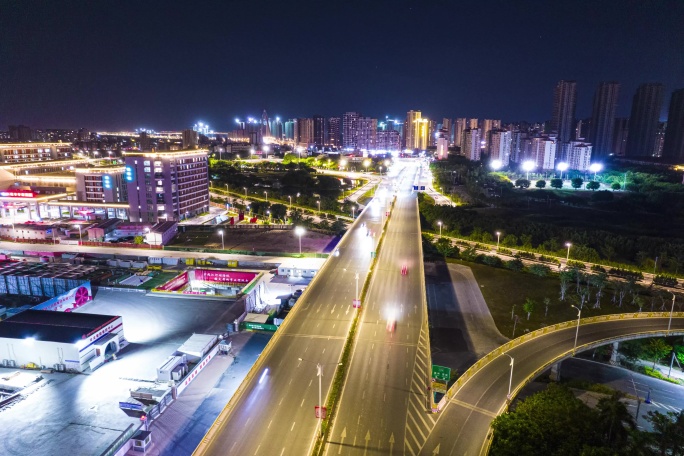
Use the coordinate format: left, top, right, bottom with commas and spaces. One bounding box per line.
447, 259, 657, 339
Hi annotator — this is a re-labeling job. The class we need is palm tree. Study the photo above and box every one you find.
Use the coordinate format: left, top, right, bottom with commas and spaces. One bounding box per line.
596, 392, 635, 447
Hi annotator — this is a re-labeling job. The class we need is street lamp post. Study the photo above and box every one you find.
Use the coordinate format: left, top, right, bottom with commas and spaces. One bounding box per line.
243, 187, 248, 198
503, 353, 514, 401
565, 242, 572, 265
351, 206, 356, 219
437, 221, 442, 238
298, 358, 342, 438
668, 293, 676, 333
295, 226, 305, 254
264, 191, 268, 202
571, 305, 581, 355
218, 229, 224, 250
317, 200, 321, 214
288, 195, 292, 208
225, 184, 229, 194
496, 231, 501, 250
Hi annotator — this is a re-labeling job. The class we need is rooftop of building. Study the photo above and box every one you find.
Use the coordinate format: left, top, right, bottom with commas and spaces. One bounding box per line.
0, 261, 97, 279
150, 221, 177, 233
86, 218, 122, 230
122, 149, 208, 158
0, 310, 120, 344
0, 142, 72, 148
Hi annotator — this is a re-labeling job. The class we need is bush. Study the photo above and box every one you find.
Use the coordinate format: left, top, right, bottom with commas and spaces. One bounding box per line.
505, 259, 524, 271
528, 264, 551, 277
498, 247, 513, 256
538, 255, 560, 265
591, 264, 607, 273
567, 260, 586, 269
609, 268, 644, 281
480, 255, 503, 268
653, 275, 678, 287
516, 251, 536, 260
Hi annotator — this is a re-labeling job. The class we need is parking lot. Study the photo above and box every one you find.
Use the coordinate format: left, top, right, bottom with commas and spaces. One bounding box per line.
0, 289, 242, 456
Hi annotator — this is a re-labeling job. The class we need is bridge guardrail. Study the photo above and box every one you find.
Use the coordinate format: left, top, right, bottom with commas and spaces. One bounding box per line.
437, 311, 684, 412
193, 189, 374, 456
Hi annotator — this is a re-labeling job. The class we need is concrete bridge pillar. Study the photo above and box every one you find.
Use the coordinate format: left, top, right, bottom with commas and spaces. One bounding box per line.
549, 361, 562, 382
610, 342, 619, 365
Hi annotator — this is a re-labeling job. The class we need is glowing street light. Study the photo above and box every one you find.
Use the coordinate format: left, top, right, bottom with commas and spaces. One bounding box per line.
490, 159, 503, 170
363, 159, 371, 172
218, 229, 224, 250
288, 195, 293, 208
437, 220, 442, 238
496, 231, 501, 249
317, 200, 321, 214
589, 163, 603, 181
571, 305, 582, 355
295, 226, 305, 254
243, 187, 248, 198
565, 242, 572, 264
522, 160, 535, 180
557, 162, 569, 180
73, 225, 82, 244
264, 191, 268, 202
340, 159, 347, 170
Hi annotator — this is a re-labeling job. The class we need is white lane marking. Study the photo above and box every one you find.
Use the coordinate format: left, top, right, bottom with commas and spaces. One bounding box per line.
291, 421, 296, 431
254, 444, 261, 455
300, 397, 305, 407
267, 419, 273, 429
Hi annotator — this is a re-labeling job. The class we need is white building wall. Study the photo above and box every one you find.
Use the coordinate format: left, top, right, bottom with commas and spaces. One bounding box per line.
0, 339, 79, 370
565, 142, 593, 171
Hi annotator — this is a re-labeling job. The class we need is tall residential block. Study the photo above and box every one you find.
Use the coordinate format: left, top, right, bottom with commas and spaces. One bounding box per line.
612, 118, 629, 156
663, 89, 684, 162
562, 141, 593, 171
489, 130, 511, 166
589, 82, 620, 157
529, 137, 557, 170
182, 129, 199, 149
626, 83, 664, 157
294, 118, 314, 149
328, 117, 341, 148
342, 112, 360, 149
481, 119, 501, 149
461, 128, 482, 161
551, 80, 577, 143
376, 130, 401, 151
454, 118, 467, 147
404, 110, 422, 150
356, 117, 377, 151
313, 115, 327, 149
124, 150, 209, 223
468, 118, 479, 129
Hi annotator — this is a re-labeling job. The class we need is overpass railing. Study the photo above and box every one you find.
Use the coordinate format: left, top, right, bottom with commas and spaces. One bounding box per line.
436, 311, 684, 412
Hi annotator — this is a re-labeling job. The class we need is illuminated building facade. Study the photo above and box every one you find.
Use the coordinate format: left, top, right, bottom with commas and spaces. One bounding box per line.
124, 150, 209, 223
0, 143, 72, 164
562, 141, 593, 171
75, 166, 128, 204
461, 128, 482, 161
488, 130, 511, 166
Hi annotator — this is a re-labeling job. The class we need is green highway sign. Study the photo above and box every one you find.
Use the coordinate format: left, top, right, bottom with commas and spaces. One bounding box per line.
432, 365, 451, 382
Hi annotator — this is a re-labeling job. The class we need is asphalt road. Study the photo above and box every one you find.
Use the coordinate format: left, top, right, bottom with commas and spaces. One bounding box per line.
418, 316, 684, 456
193, 169, 396, 456
323, 162, 433, 456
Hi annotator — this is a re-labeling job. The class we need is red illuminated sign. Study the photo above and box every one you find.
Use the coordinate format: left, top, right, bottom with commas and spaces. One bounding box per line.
0, 190, 35, 198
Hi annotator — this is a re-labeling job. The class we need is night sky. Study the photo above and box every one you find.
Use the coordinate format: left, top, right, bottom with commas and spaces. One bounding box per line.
2, 0, 683, 131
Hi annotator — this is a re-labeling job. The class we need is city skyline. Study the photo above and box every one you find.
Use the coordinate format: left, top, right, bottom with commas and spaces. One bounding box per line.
2, 0, 683, 130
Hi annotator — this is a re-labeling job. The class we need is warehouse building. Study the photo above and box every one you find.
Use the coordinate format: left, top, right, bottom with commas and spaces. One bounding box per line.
0, 310, 125, 372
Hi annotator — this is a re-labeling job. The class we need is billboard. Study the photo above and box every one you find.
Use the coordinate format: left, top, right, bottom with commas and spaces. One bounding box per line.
32, 281, 93, 312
